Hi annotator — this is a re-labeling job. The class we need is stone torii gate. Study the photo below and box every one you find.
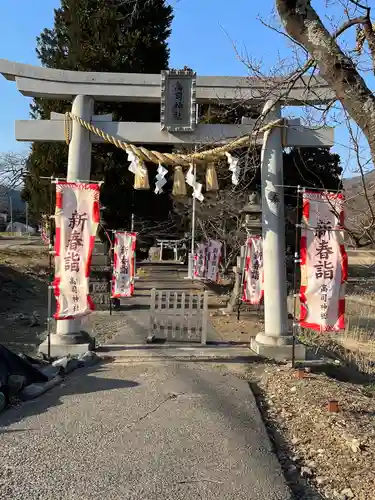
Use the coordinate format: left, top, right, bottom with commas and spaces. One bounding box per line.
0, 59, 335, 359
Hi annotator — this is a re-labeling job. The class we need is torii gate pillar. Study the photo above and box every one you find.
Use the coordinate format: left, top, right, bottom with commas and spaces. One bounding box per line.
251, 101, 305, 360
39, 95, 96, 356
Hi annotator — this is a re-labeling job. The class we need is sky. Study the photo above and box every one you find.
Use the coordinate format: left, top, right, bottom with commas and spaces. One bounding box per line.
0, 0, 372, 178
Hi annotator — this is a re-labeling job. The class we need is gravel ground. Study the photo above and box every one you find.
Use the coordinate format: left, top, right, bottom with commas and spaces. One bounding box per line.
0, 362, 292, 500
88, 313, 131, 345
247, 362, 375, 500
211, 311, 264, 343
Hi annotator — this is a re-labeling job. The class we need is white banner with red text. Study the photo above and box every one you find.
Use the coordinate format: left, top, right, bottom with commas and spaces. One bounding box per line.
53, 182, 100, 319
40, 215, 50, 246
206, 240, 222, 282
193, 240, 222, 282
242, 236, 264, 305
112, 231, 136, 298
299, 190, 347, 332
194, 243, 206, 279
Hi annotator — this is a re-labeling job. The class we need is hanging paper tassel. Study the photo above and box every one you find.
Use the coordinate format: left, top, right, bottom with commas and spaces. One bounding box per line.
126, 149, 150, 190
155, 164, 168, 194
206, 163, 219, 192
186, 165, 204, 202
225, 152, 240, 186
127, 150, 139, 175
172, 166, 187, 197
134, 161, 150, 190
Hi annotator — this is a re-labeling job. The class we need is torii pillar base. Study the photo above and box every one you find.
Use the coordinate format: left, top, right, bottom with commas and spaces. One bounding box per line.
250, 335, 305, 362
39, 328, 95, 359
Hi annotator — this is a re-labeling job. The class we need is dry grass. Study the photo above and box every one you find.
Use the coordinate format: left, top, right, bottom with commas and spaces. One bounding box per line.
0, 247, 49, 268
294, 284, 375, 379
0, 248, 50, 355
0, 232, 29, 237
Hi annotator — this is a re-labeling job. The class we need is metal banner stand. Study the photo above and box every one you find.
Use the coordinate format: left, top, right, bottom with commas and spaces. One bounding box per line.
292, 186, 302, 369
237, 244, 248, 321
108, 243, 113, 316
46, 177, 54, 359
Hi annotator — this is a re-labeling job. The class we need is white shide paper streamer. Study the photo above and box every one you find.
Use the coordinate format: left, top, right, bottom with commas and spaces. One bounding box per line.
225, 152, 240, 186
154, 164, 168, 194
186, 165, 204, 202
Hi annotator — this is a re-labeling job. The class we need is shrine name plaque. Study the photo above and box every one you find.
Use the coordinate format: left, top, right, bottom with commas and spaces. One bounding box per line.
160, 69, 196, 132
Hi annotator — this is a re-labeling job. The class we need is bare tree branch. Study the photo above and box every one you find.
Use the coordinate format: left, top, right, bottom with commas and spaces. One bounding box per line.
0, 153, 28, 190
275, 0, 375, 164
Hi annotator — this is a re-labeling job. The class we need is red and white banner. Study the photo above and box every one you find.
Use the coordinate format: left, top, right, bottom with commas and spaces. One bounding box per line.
40, 216, 50, 246
53, 182, 100, 319
300, 190, 347, 332
193, 240, 222, 282
242, 236, 264, 304
112, 231, 136, 298
194, 243, 206, 278
206, 240, 222, 282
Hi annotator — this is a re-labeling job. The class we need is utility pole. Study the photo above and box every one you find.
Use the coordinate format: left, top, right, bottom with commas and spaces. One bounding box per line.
9, 196, 13, 235
25, 201, 29, 237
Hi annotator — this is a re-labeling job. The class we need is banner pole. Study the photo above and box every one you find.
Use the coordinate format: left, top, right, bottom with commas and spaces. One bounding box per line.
190, 161, 197, 281
40, 176, 103, 185
292, 186, 302, 368
237, 243, 248, 321
47, 177, 54, 359
187, 139, 198, 280
47, 286, 52, 358
109, 238, 113, 316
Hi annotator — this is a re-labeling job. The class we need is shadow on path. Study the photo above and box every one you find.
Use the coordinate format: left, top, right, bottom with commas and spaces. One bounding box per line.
0, 364, 139, 429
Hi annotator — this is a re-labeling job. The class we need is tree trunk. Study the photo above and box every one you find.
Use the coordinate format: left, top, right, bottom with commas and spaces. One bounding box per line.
275, 0, 375, 164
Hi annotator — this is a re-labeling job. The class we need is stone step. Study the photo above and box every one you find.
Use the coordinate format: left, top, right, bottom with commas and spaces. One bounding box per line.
98, 344, 255, 363
91, 254, 110, 266
93, 241, 108, 253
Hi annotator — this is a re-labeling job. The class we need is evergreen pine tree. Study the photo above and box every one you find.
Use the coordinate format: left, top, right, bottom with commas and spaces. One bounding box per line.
22, 0, 173, 229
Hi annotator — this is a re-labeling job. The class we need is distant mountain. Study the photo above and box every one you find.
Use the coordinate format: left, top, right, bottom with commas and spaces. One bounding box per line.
343, 171, 375, 195
343, 172, 375, 244
343, 172, 375, 212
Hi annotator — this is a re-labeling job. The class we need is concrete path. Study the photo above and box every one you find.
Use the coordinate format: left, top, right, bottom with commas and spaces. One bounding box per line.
0, 362, 291, 500
108, 262, 220, 345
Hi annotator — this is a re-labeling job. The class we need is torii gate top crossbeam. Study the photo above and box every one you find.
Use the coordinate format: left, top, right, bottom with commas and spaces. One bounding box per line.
0, 59, 335, 105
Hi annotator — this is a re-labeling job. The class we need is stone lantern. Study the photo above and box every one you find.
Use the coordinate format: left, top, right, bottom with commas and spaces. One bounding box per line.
238, 191, 262, 284
225, 192, 263, 313
240, 191, 262, 236
90, 204, 112, 311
